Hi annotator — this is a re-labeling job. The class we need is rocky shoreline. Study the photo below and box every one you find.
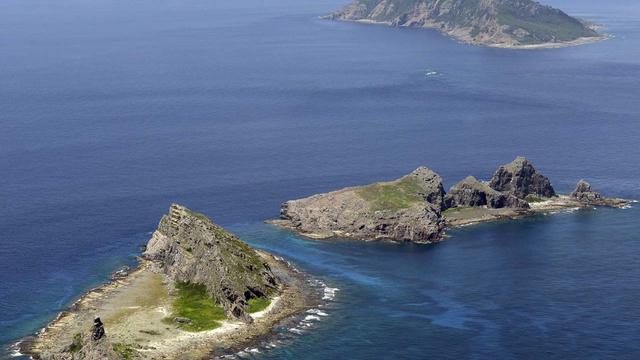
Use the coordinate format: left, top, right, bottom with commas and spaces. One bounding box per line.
270, 157, 631, 243
19, 205, 323, 360
330, 18, 607, 50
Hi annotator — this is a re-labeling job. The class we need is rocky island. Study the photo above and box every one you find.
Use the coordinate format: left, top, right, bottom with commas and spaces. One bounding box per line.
324, 0, 604, 48
21, 204, 316, 359
270, 157, 630, 243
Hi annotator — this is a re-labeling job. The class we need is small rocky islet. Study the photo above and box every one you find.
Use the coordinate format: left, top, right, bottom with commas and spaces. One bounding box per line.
22, 204, 316, 360
270, 156, 630, 243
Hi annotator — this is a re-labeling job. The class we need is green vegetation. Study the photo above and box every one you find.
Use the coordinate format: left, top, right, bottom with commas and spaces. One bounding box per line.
68, 333, 82, 353
497, 10, 595, 43
112, 343, 137, 360
525, 195, 545, 203
247, 297, 271, 313
342, 0, 597, 44
357, 177, 424, 211
166, 282, 226, 332
442, 207, 463, 216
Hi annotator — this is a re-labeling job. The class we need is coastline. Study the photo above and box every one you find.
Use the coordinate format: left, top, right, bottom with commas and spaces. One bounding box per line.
269, 194, 632, 242
18, 251, 322, 359
325, 17, 608, 50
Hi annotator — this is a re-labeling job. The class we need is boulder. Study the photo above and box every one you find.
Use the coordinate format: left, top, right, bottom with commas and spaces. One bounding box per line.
444, 176, 529, 209
489, 156, 556, 199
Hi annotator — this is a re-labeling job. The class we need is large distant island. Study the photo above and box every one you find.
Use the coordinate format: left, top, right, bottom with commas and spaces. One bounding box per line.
324, 0, 604, 48
269, 157, 629, 243
22, 205, 317, 359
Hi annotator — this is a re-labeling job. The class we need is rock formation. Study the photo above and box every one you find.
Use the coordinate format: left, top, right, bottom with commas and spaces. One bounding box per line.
489, 157, 556, 199
571, 180, 601, 202
325, 0, 601, 47
275, 167, 446, 243
272, 158, 631, 242
569, 180, 628, 207
144, 204, 278, 322
444, 176, 529, 209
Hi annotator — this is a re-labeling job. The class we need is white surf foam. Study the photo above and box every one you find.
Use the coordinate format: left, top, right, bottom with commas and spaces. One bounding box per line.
289, 327, 304, 335
322, 287, 339, 300
306, 309, 328, 316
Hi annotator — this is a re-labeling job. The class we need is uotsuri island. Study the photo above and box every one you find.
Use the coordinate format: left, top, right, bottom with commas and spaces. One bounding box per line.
269, 157, 629, 243
324, 0, 604, 48
20, 205, 321, 360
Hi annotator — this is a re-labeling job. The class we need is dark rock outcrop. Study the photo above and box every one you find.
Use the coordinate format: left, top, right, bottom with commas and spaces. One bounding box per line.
489, 157, 556, 199
144, 204, 279, 322
275, 167, 446, 243
91, 318, 105, 341
570, 179, 602, 203
569, 180, 628, 207
66, 322, 119, 360
444, 176, 529, 209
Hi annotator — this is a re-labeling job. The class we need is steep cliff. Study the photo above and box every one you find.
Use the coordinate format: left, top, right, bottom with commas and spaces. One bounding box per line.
444, 176, 529, 209
274, 167, 446, 243
326, 0, 600, 47
489, 156, 556, 199
144, 204, 278, 322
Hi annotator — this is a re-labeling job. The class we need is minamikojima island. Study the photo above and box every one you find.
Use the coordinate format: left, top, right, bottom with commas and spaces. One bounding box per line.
21, 205, 318, 359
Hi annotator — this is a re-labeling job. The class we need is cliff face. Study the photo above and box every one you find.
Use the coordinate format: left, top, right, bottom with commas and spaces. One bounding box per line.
326, 0, 600, 47
145, 204, 278, 322
444, 176, 529, 209
277, 167, 446, 243
489, 156, 556, 199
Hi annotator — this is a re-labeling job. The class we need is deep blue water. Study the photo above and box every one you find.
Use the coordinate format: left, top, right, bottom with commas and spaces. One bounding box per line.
1, 0, 639, 358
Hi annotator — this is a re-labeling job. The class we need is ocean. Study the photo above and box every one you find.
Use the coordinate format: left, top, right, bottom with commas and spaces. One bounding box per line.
1, 0, 639, 358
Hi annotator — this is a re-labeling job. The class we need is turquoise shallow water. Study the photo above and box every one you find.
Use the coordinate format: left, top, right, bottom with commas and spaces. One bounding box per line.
1, 0, 639, 358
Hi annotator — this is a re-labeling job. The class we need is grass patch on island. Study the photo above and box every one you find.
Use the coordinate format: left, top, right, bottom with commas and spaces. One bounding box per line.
525, 195, 545, 203
442, 207, 463, 216
248, 297, 271, 313
68, 333, 82, 353
357, 177, 424, 212
112, 343, 137, 360
165, 282, 226, 332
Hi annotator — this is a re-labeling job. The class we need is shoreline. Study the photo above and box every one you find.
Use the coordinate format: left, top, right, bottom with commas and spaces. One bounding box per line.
18, 252, 323, 359
325, 17, 608, 50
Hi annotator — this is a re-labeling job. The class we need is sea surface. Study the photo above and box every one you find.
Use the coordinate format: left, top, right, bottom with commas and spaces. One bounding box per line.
1, 0, 639, 358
